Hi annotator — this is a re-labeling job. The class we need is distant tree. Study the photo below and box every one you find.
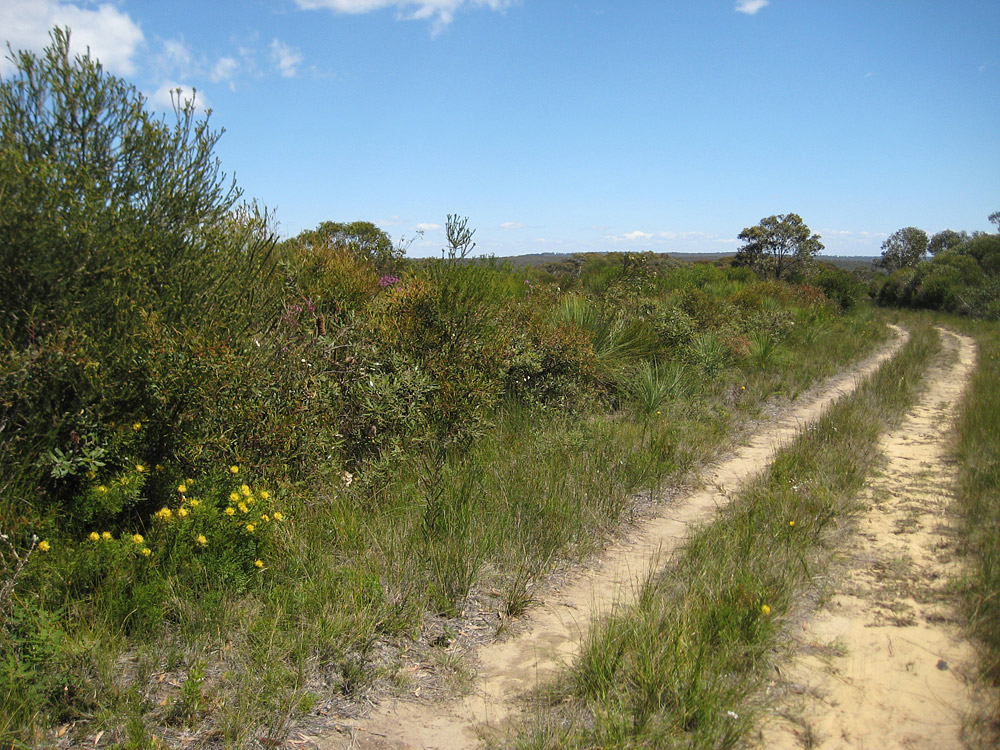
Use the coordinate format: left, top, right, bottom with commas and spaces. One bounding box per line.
733, 213, 824, 280
291, 220, 402, 272
989, 211, 1000, 232
876, 227, 928, 272
928, 229, 970, 255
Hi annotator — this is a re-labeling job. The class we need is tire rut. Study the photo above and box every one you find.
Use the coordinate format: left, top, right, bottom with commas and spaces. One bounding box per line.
750, 328, 989, 749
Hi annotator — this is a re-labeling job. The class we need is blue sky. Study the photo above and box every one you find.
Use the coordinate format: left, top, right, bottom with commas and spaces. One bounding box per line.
2, 1, 998, 257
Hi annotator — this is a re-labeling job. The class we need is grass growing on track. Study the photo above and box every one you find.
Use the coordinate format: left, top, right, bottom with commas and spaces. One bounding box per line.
507, 322, 940, 750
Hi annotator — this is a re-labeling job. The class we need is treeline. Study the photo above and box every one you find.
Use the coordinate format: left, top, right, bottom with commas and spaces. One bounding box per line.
871, 220, 1000, 319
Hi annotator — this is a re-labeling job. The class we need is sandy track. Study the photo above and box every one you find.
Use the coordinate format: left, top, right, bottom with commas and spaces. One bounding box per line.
318, 327, 908, 750
750, 328, 983, 749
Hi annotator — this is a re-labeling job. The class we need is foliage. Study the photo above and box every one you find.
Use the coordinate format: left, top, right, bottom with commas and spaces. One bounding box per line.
876, 226, 928, 272
875, 228, 1000, 320
732, 213, 824, 280
284, 220, 403, 274
928, 229, 970, 255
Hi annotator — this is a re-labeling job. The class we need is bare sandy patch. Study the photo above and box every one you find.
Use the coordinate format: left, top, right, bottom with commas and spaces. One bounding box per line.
316, 328, 908, 750
750, 329, 990, 749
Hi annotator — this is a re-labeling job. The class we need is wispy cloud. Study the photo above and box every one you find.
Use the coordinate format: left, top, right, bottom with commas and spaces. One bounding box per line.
500, 221, 525, 230
211, 56, 239, 84
270, 39, 303, 78
293, 0, 517, 33
415, 222, 443, 233
735, 0, 769, 15
0, 0, 144, 75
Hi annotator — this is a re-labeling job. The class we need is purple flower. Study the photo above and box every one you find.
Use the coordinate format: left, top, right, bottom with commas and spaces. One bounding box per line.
379, 275, 401, 288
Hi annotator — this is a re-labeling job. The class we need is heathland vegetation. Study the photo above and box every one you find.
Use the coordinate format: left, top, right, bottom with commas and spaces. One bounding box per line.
1, 30, 997, 748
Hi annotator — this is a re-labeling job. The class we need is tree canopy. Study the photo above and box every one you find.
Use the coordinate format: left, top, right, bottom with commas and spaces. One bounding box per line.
928, 229, 970, 256
876, 227, 928, 272
288, 220, 402, 273
733, 213, 824, 280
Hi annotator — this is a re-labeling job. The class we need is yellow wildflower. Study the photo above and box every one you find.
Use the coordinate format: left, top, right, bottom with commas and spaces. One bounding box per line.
189, 499, 200, 507
238, 502, 249, 514
254, 559, 264, 569
85, 470, 96, 480
155, 507, 172, 521
135, 464, 145, 473
260, 490, 270, 500
177, 507, 188, 518
101, 531, 112, 541
38, 540, 51, 552
260, 514, 269, 523
141, 547, 151, 557
230, 465, 239, 474
224, 507, 235, 516
229, 492, 240, 503
761, 604, 771, 616
245, 523, 255, 533
185, 478, 194, 486
195, 534, 207, 546
789, 520, 795, 527
240, 484, 251, 497
272, 511, 283, 521
177, 484, 187, 494
132, 533, 144, 545
89, 531, 100, 542
132, 422, 142, 431
98, 485, 108, 494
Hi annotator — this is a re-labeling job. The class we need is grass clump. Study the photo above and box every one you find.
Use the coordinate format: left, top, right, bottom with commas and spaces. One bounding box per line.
509, 323, 940, 749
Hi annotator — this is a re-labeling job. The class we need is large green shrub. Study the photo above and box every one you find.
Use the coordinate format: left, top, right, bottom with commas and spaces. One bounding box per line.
0, 30, 283, 529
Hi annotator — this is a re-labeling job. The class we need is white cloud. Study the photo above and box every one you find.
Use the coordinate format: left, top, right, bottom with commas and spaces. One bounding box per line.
735, 0, 769, 15
0, 0, 144, 75
211, 56, 239, 83
150, 82, 208, 112
294, 0, 516, 33
415, 222, 443, 233
500, 221, 525, 230
269, 39, 303, 78
623, 230, 653, 241
161, 38, 193, 73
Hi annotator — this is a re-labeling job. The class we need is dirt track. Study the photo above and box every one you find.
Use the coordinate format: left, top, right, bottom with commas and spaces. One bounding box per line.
751, 329, 984, 748
313, 327, 913, 750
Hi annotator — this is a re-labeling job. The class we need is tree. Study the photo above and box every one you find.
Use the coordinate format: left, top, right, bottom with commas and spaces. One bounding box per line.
733, 213, 824, 280
928, 229, 970, 255
876, 227, 928, 272
989, 211, 1000, 232
0, 28, 275, 344
290, 220, 402, 272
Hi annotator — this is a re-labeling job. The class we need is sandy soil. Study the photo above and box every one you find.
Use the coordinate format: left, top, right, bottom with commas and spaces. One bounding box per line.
315, 328, 909, 750
749, 328, 986, 749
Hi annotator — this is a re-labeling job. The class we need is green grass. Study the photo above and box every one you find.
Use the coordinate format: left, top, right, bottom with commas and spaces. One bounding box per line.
0, 301, 890, 748
953, 319, 1000, 729
506, 322, 939, 749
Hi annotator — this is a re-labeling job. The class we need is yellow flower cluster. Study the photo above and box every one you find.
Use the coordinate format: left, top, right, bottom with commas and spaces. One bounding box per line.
81, 467, 286, 574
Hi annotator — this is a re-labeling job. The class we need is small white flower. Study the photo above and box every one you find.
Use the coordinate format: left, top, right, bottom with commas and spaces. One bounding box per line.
726, 710, 739, 720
